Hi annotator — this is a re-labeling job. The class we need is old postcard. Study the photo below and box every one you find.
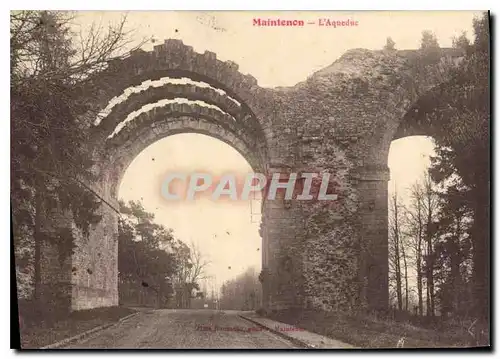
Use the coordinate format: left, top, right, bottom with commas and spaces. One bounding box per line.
11, 10, 490, 349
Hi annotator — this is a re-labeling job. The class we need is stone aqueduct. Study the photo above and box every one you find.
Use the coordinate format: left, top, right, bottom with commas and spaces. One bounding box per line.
39, 39, 463, 314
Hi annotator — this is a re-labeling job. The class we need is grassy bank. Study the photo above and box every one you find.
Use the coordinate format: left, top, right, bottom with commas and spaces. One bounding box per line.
263, 309, 488, 348
18, 306, 137, 349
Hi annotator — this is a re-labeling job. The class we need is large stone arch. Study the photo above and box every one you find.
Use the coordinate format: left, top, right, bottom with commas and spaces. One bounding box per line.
80, 39, 276, 134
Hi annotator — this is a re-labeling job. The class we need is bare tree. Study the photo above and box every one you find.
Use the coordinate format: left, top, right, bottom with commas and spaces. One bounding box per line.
404, 172, 441, 317
389, 190, 403, 311
401, 239, 409, 311
11, 11, 149, 310
11, 11, 149, 84
220, 267, 262, 310
406, 182, 425, 316
172, 241, 210, 308
421, 172, 440, 317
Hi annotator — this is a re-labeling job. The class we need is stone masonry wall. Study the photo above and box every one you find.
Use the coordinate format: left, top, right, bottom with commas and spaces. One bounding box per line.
70, 189, 119, 310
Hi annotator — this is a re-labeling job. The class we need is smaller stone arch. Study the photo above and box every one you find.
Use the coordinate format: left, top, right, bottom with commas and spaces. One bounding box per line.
80, 39, 276, 136
72, 104, 271, 311
91, 73, 267, 145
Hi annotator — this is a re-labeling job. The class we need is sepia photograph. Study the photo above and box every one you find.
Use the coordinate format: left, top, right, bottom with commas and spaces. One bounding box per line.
10, 9, 491, 349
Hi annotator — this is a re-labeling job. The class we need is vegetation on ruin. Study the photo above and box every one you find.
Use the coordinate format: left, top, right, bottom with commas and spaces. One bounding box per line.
11, 11, 139, 307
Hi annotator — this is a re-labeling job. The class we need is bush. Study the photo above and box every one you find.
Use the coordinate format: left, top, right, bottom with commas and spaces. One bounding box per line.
256, 307, 266, 316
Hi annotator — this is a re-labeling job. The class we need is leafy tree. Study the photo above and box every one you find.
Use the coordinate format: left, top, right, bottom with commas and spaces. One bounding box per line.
11, 11, 146, 309
427, 13, 489, 327
117, 200, 210, 309
220, 267, 262, 310
433, 184, 473, 318
120, 201, 174, 250
389, 13, 491, 342
384, 37, 396, 51
118, 200, 177, 307
420, 30, 441, 64
452, 31, 471, 54
420, 30, 440, 50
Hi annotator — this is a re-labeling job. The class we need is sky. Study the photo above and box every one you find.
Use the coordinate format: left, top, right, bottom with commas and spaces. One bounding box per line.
71, 11, 483, 291
73, 11, 483, 88
388, 136, 436, 206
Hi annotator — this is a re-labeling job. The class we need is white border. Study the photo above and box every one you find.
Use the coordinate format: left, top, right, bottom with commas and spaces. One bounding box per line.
3, 2, 497, 359
5, 1, 498, 10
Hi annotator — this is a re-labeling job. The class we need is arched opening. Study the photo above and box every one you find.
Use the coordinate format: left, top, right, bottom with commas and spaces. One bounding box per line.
387, 130, 476, 321
116, 133, 263, 309
387, 135, 436, 317
384, 68, 481, 320
68, 47, 272, 311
